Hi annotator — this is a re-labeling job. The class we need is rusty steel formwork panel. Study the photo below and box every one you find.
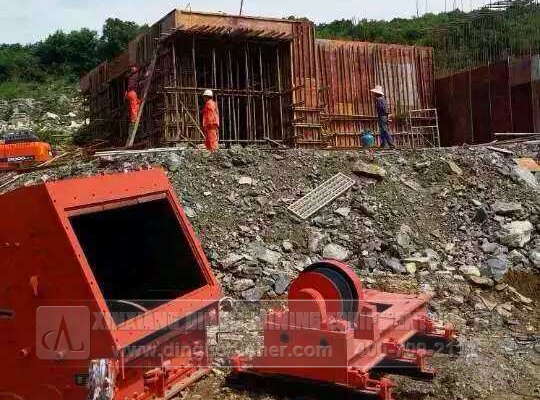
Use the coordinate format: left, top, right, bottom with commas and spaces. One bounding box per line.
316, 40, 435, 148
435, 55, 540, 146
80, 10, 435, 149
510, 57, 534, 133
470, 65, 492, 144
490, 60, 514, 135
291, 22, 323, 147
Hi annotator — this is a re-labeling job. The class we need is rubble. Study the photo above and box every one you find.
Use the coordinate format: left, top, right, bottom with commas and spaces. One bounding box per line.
498, 220, 534, 248
352, 160, 387, 180
2, 141, 539, 400
492, 201, 523, 215
322, 243, 349, 261
0, 94, 85, 140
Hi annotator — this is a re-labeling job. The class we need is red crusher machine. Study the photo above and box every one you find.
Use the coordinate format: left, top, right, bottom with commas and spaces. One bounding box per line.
231, 260, 458, 400
0, 169, 222, 400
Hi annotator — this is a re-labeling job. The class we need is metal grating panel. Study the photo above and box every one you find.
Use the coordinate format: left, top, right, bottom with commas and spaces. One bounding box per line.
288, 173, 355, 220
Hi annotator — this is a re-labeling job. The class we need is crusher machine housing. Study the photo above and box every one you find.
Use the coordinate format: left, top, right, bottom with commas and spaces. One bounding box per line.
0, 168, 222, 400
231, 260, 458, 400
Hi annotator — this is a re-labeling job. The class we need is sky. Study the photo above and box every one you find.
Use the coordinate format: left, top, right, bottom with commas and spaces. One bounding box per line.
1, 0, 494, 44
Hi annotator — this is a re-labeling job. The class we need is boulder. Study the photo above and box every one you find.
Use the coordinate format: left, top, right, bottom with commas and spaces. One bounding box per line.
404, 262, 417, 275
274, 274, 291, 295
322, 243, 349, 261
396, 224, 413, 248
459, 265, 481, 277
529, 248, 540, 268
353, 161, 386, 180
256, 248, 282, 266
486, 256, 508, 281
385, 258, 406, 274
184, 206, 196, 219
233, 278, 255, 292
467, 275, 495, 288
498, 221, 534, 248
238, 176, 253, 185
220, 253, 245, 269
334, 207, 351, 217
446, 160, 463, 175
402, 256, 431, 269
511, 166, 539, 190
308, 229, 325, 253
282, 240, 294, 253
241, 286, 267, 302
481, 240, 499, 254
492, 201, 523, 215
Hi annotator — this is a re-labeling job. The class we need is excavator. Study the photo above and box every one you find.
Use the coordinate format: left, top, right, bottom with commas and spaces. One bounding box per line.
0, 130, 53, 170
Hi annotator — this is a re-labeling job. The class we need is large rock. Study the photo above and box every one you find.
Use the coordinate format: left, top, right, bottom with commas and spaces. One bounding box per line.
322, 243, 349, 261
334, 207, 351, 217
242, 286, 267, 302
486, 256, 508, 281
256, 247, 282, 266
308, 229, 325, 253
529, 249, 540, 268
353, 161, 386, 180
238, 176, 253, 185
385, 258, 406, 274
492, 201, 523, 215
467, 275, 495, 288
220, 253, 245, 269
459, 265, 481, 277
498, 221, 534, 248
402, 256, 431, 269
446, 160, 463, 175
511, 166, 539, 190
233, 278, 255, 292
396, 224, 413, 248
274, 274, 291, 295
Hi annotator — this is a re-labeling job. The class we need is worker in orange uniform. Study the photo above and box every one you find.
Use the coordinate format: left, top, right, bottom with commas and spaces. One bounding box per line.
202, 89, 220, 152
125, 65, 141, 127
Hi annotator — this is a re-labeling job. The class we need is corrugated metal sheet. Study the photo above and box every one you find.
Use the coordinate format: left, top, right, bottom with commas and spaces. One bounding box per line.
81, 10, 436, 149
436, 56, 540, 146
316, 40, 434, 148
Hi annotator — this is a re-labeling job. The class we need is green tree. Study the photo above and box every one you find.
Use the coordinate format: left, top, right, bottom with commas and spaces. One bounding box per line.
34, 28, 100, 77
98, 18, 147, 61
0, 44, 43, 82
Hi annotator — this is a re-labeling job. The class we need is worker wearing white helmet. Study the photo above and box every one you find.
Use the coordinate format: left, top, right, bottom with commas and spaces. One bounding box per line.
370, 85, 395, 149
202, 89, 220, 151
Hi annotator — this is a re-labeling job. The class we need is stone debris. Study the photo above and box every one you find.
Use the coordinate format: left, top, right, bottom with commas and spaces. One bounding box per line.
238, 176, 253, 185
492, 201, 523, 215
322, 243, 349, 261
498, 221, 534, 248
4, 142, 536, 400
459, 265, 481, 277
446, 160, 463, 175
352, 160, 387, 180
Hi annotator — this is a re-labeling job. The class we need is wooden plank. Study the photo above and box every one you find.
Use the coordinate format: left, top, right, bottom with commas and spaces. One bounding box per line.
125, 46, 160, 147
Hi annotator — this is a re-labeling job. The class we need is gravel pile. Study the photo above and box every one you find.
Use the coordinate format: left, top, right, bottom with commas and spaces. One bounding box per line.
3, 142, 540, 399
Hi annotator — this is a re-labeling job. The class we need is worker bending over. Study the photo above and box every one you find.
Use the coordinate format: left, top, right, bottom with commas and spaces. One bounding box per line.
370, 85, 395, 149
202, 89, 220, 152
125, 65, 141, 127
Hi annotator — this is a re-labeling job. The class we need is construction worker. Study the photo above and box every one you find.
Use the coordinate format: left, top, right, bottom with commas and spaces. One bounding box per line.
125, 65, 141, 127
202, 89, 220, 152
370, 85, 395, 149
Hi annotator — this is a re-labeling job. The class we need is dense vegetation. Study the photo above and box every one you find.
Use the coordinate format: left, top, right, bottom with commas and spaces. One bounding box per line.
0, 1, 539, 98
0, 18, 146, 98
317, 0, 540, 73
